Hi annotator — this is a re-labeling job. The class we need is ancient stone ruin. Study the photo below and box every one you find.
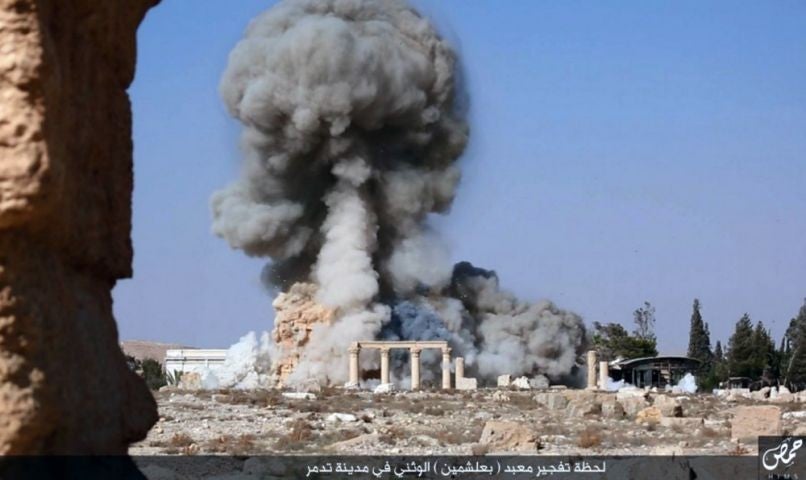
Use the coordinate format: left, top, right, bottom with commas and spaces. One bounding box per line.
0, 0, 158, 453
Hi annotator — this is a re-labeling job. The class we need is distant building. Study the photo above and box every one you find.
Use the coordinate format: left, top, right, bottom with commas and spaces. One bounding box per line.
609, 355, 700, 388
164, 349, 227, 377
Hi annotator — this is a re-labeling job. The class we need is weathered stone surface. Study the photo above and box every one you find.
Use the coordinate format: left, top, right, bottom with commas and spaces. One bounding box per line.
373, 383, 394, 394
492, 390, 511, 402
0, 0, 158, 454
653, 394, 683, 417
270, 282, 335, 386
620, 396, 649, 417
616, 387, 647, 401
535, 392, 568, 410
478, 421, 538, 453
635, 406, 663, 425
660, 417, 704, 429
730, 406, 782, 443
602, 399, 625, 419
456, 376, 478, 391
177, 372, 202, 390
566, 399, 602, 418
512, 376, 531, 389
497, 374, 511, 387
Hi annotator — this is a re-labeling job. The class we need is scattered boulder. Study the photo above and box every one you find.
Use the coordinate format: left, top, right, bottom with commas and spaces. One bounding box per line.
616, 387, 647, 401
497, 375, 512, 388
373, 383, 394, 394
620, 396, 649, 417
653, 395, 683, 417
567, 399, 602, 418
177, 372, 202, 390
535, 393, 568, 410
326, 413, 358, 423
635, 406, 662, 425
512, 376, 531, 390
492, 391, 511, 402
478, 421, 538, 453
602, 399, 625, 419
456, 377, 478, 391
730, 406, 782, 443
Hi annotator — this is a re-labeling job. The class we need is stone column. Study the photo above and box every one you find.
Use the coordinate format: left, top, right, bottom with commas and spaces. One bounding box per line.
380, 347, 390, 385
348, 343, 360, 386
586, 350, 598, 390
455, 356, 465, 379
441, 347, 452, 389
410, 347, 421, 390
598, 360, 609, 391
0, 0, 159, 455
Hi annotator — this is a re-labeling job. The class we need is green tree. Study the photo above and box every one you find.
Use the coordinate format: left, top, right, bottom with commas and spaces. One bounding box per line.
728, 314, 758, 378
592, 321, 657, 361
751, 321, 776, 382
712, 340, 729, 384
783, 299, 806, 389
141, 358, 167, 390
687, 299, 713, 379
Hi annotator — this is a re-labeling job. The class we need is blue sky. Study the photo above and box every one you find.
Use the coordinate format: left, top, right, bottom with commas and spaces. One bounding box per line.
114, 0, 806, 353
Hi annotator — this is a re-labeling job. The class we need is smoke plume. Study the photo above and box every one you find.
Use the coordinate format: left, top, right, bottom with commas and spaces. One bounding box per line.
212, 0, 586, 386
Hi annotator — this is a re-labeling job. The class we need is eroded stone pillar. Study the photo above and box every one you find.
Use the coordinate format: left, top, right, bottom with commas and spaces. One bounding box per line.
348, 343, 360, 386
380, 346, 390, 385
441, 347, 451, 389
586, 350, 598, 390
456, 356, 465, 379
0, 0, 158, 455
599, 360, 609, 391
410, 347, 421, 390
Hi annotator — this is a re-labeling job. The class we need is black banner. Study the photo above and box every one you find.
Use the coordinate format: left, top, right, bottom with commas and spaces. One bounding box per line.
1, 454, 801, 480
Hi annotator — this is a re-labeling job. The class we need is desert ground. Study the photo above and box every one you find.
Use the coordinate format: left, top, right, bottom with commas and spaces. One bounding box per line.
130, 386, 806, 457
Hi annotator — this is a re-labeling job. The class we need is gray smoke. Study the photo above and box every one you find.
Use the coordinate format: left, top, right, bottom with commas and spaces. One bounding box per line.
212, 0, 586, 385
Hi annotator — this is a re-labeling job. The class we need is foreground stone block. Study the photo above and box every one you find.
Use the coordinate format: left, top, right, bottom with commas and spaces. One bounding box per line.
620, 396, 649, 417
653, 394, 683, 417
535, 392, 569, 410
0, 0, 158, 454
635, 406, 663, 425
456, 376, 478, 390
512, 376, 531, 389
602, 399, 625, 419
567, 399, 602, 417
731, 406, 782, 443
479, 421, 538, 453
497, 374, 511, 387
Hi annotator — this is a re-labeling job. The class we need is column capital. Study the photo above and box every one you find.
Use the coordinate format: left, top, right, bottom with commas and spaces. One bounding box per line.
348, 345, 360, 355
379, 346, 391, 353
410, 347, 421, 356
442, 347, 452, 356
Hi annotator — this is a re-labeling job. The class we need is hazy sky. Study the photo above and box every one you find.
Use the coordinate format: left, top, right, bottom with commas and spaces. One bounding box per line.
114, 0, 806, 354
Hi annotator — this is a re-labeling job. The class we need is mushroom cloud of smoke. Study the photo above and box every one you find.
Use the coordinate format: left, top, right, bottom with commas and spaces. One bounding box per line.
211, 0, 587, 386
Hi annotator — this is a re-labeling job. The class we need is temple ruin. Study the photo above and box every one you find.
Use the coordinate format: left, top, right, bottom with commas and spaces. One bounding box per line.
347, 341, 453, 390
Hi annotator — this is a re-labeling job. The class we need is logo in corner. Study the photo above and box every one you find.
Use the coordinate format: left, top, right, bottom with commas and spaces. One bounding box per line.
759, 436, 806, 479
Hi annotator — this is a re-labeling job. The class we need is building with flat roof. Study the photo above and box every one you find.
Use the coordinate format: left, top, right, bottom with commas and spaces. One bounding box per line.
609, 355, 700, 388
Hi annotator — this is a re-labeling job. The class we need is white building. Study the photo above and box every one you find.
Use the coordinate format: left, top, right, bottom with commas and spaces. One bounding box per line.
164, 349, 227, 377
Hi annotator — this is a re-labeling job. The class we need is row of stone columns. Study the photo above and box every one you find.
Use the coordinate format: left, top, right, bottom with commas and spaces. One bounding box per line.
348, 343, 452, 390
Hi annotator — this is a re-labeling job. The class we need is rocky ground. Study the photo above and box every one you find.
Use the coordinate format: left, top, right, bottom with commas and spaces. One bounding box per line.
129, 386, 806, 457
